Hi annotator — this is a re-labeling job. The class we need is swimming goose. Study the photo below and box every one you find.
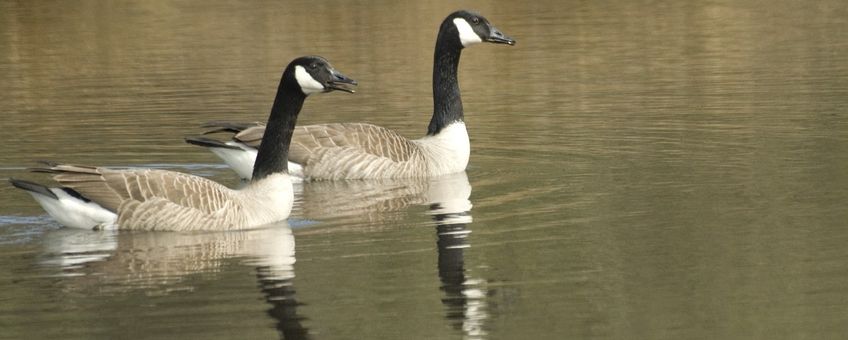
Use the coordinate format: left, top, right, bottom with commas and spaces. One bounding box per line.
9, 56, 356, 231
186, 10, 514, 180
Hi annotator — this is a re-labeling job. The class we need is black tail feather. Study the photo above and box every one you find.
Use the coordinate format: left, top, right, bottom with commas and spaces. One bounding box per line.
185, 136, 241, 150
9, 178, 58, 200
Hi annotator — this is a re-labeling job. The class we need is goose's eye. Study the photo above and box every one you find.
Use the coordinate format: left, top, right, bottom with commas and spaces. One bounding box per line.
471, 17, 480, 24
309, 63, 318, 70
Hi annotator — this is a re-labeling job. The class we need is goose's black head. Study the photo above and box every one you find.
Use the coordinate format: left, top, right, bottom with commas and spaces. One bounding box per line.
442, 10, 516, 48
285, 56, 357, 96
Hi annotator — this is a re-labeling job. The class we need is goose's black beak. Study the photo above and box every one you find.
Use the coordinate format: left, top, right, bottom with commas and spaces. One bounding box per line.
327, 70, 357, 93
485, 26, 515, 45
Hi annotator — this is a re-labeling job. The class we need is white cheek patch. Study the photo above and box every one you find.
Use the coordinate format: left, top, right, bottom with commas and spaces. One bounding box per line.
294, 65, 325, 94
453, 18, 482, 47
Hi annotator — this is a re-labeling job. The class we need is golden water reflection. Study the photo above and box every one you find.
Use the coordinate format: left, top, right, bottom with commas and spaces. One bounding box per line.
1, 0, 847, 339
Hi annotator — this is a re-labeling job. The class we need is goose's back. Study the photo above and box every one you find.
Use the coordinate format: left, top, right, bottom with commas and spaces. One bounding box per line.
290, 123, 429, 179
290, 123, 417, 161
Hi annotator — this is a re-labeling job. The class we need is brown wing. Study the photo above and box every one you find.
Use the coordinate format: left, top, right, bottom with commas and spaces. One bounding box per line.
207, 121, 419, 163
38, 164, 235, 216
289, 122, 418, 165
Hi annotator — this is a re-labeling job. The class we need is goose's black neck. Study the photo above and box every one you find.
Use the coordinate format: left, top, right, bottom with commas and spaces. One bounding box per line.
427, 25, 465, 136
252, 72, 305, 181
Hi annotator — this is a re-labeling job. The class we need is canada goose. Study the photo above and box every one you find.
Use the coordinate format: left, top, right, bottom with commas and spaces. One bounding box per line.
186, 10, 514, 180
9, 56, 356, 231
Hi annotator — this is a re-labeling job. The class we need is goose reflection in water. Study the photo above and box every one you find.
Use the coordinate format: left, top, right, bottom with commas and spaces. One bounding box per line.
296, 171, 468, 227
296, 172, 490, 339
39, 223, 310, 340
427, 173, 489, 340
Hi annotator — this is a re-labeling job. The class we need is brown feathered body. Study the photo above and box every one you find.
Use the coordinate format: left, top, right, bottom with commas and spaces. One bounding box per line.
34, 164, 293, 231
224, 121, 470, 180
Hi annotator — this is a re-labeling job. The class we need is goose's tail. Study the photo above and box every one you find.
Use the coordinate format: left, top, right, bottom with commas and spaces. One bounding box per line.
186, 122, 303, 181
9, 178, 117, 230
185, 136, 258, 180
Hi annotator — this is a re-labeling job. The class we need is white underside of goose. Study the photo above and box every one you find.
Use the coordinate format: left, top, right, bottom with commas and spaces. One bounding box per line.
25, 189, 117, 230
209, 141, 303, 182
207, 141, 258, 180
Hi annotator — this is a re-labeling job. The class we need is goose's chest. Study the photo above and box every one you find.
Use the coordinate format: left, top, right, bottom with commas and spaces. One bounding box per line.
415, 122, 470, 176
240, 174, 294, 222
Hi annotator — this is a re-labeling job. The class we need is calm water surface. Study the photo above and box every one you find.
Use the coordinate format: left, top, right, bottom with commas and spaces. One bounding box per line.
2, 0, 848, 339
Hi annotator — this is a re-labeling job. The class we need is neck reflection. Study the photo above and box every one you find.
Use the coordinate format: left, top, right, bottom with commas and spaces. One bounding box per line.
256, 265, 310, 340
427, 172, 488, 339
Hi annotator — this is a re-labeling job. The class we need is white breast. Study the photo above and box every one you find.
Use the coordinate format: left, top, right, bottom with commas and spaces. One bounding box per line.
413, 122, 470, 176
239, 173, 294, 225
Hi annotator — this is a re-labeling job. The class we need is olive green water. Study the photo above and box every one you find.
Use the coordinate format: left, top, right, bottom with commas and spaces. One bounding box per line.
1, 1, 847, 339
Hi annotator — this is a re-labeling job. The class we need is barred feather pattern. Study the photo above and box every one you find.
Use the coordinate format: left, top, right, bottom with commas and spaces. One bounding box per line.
41, 164, 292, 231
216, 121, 470, 180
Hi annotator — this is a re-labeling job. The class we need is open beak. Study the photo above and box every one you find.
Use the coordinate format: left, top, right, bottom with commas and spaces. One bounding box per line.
327, 70, 358, 93
485, 26, 516, 46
